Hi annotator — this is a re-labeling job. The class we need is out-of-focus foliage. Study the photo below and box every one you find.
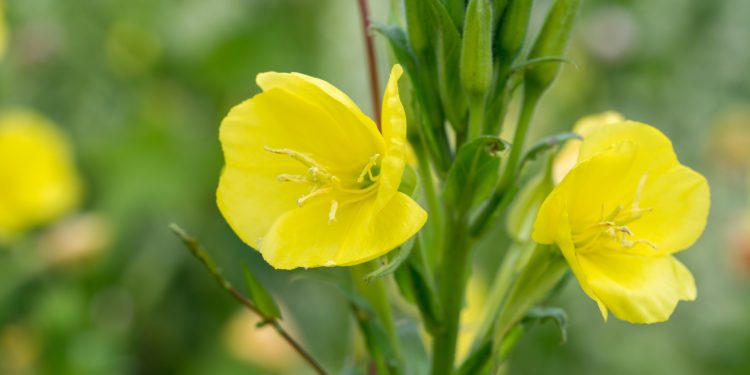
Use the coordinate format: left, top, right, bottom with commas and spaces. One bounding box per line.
0, 0, 748, 374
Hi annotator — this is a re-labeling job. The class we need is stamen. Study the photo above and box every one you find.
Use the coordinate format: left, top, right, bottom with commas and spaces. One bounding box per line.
277, 174, 308, 183
297, 187, 331, 206
357, 154, 381, 183
264, 146, 323, 169
328, 200, 339, 224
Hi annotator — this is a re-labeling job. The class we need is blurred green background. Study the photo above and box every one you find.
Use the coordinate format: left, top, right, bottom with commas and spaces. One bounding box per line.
1, 0, 749, 374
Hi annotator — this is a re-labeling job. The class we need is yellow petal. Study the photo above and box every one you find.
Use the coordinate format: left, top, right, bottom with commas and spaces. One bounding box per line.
217, 83, 382, 248
256, 71, 383, 167
260, 192, 426, 269
552, 210, 610, 320
579, 121, 678, 173
534, 145, 641, 243
629, 164, 710, 254
374, 65, 407, 212
578, 252, 696, 323
0, 110, 82, 241
553, 111, 624, 184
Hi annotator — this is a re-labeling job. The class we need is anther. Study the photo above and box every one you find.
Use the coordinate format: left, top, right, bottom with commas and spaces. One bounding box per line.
297, 187, 331, 206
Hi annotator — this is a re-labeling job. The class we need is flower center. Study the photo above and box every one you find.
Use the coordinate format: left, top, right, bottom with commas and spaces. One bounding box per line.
264, 146, 380, 223
572, 174, 658, 252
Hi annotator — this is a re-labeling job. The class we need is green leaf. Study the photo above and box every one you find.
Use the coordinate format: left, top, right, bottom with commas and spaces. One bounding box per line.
522, 306, 569, 344
397, 164, 418, 196
520, 131, 581, 170
371, 23, 418, 80
443, 135, 508, 209
365, 235, 417, 283
457, 340, 492, 375
242, 263, 282, 320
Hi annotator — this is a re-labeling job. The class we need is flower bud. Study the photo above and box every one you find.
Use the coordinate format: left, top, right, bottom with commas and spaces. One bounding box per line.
495, 0, 532, 66
460, 0, 493, 96
526, 0, 582, 91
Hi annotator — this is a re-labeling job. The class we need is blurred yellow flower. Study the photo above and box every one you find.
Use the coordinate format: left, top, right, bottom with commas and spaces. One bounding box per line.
0, 111, 82, 243
552, 111, 624, 184
217, 65, 427, 269
533, 122, 709, 323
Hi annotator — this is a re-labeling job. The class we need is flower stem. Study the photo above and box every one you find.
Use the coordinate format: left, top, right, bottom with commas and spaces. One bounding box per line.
431, 210, 472, 375
169, 224, 328, 375
357, 0, 382, 129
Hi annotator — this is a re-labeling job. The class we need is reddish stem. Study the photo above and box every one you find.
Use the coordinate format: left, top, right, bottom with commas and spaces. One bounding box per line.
357, 0, 381, 130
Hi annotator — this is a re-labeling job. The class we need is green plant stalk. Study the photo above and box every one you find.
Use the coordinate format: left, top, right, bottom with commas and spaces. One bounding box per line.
470, 85, 542, 238
352, 262, 401, 362
467, 95, 485, 141
493, 247, 567, 350
431, 206, 473, 375
169, 224, 327, 375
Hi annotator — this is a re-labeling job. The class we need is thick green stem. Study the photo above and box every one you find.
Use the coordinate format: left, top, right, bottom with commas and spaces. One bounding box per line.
431, 210, 472, 375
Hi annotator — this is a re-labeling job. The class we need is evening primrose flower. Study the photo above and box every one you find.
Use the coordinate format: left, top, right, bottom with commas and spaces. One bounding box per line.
533, 121, 709, 323
217, 65, 427, 270
0, 110, 82, 243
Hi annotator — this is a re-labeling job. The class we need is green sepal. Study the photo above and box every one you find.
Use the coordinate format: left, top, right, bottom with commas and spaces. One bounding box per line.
365, 235, 417, 283
443, 135, 509, 209
460, 0, 494, 96
522, 306, 568, 344
241, 263, 282, 320
397, 164, 418, 197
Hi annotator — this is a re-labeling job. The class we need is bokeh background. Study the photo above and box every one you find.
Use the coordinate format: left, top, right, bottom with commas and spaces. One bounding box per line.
1, 0, 749, 374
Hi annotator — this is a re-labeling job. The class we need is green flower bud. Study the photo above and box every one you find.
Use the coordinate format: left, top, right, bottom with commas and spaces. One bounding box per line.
404, 0, 430, 54
495, 0, 533, 66
526, 0, 582, 91
443, 0, 466, 30
460, 0, 494, 96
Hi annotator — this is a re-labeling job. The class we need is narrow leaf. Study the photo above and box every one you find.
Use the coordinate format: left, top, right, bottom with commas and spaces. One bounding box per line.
242, 263, 282, 319
522, 306, 569, 344
520, 131, 581, 169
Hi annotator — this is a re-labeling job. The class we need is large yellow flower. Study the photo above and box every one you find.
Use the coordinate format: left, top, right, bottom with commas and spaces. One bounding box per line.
533, 121, 709, 323
0, 110, 82, 243
217, 65, 427, 270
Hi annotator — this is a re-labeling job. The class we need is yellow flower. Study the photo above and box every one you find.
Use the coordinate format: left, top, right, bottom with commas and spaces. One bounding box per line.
552, 111, 624, 184
533, 121, 709, 323
0, 110, 82, 243
217, 65, 427, 270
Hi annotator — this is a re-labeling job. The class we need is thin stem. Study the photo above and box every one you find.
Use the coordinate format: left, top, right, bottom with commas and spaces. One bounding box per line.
357, 0, 381, 129
467, 95, 485, 141
170, 224, 328, 375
